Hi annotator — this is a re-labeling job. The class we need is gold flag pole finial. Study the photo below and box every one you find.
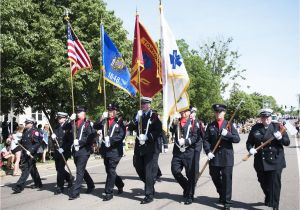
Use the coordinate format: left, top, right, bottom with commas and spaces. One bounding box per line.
159, 0, 163, 12
63, 7, 71, 22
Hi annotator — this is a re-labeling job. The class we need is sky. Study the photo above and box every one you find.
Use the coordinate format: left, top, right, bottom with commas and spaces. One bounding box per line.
104, 0, 299, 110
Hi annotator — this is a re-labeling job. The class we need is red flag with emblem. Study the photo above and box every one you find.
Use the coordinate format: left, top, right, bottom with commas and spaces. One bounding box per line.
131, 15, 162, 97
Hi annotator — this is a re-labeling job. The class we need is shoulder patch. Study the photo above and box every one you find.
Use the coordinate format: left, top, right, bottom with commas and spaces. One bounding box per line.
34, 131, 39, 136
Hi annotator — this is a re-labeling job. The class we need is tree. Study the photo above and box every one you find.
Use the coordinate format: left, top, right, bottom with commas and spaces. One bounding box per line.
177, 39, 222, 122
1, 0, 134, 124
226, 90, 258, 123
199, 37, 246, 93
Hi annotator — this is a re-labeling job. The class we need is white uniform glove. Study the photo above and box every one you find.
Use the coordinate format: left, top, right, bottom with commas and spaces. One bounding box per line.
26, 151, 31, 156
74, 139, 79, 146
51, 133, 57, 139
138, 134, 148, 141
104, 136, 110, 147
138, 110, 143, 117
135, 110, 143, 122
178, 138, 185, 146
102, 111, 108, 119
249, 148, 257, 155
221, 128, 228, 136
174, 112, 181, 120
207, 152, 215, 160
273, 131, 282, 140
58, 148, 64, 154
70, 113, 76, 120
164, 148, 168, 153
138, 134, 147, 145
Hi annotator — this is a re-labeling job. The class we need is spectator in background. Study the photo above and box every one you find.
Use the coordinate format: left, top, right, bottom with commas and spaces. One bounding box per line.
295, 119, 300, 137
42, 124, 50, 163
1, 116, 9, 143
11, 125, 24, 176
1, 137, 15, 170
36, 124, 44, 162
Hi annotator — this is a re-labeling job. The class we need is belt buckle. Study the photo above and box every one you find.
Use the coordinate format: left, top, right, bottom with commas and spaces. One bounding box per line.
180, 147, 186, 152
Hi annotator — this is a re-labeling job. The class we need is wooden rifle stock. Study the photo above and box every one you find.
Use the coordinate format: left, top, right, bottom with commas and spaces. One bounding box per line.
18, 143, 34, 159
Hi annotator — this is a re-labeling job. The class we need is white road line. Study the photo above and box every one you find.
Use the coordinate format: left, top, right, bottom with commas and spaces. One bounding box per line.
40, 164, 103, 179
295, 137, 300, 184
294, 136, 300, 209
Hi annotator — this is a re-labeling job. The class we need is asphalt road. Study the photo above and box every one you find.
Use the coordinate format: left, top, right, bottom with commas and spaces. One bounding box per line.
1, 134, 299, 210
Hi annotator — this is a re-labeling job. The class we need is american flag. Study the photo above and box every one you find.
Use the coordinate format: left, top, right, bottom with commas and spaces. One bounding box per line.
67, 24, 92, 76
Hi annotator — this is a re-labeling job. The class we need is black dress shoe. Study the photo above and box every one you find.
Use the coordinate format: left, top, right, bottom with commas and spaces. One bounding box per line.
184, 197, 193, 205
86, 186, 95, 194
54, 188, 64, 195
103, 194, 113, 201
224, 200, 234, 205
140, 196, 153, 204
69, 194, 80, 200
117, 187, 123, 194
12, 186, 23, 194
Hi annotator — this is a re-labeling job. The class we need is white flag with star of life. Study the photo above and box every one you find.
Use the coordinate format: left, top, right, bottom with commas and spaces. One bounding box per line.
160, 5, 190, 132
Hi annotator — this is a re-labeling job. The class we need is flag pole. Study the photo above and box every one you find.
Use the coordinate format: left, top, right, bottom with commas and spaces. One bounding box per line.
159, 1, 177, 111
159, 0, 180, 140
137, 11, 142, 111
136, 10, 142, 136
64, 8, 77, 140
100, 23, 108, 136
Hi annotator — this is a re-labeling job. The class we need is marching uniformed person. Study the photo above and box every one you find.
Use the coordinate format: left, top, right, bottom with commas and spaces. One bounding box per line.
12, 117, 43, 193
128, 97, 162, 204
51, 112, 73, 195
93, 103, 125, 201
203, 104, 240, 210
246, 108, 290, 210
68, 106, 96, 200
170, 106, 201, 205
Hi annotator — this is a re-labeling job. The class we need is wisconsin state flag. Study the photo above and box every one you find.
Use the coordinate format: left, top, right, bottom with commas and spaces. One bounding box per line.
131, 15, 162, 98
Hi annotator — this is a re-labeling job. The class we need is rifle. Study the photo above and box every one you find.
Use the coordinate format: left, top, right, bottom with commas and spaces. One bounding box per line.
42, 111, 73, 178
197, 100, 244, 180
18, 143, 34, 159
242, 126, 286, 161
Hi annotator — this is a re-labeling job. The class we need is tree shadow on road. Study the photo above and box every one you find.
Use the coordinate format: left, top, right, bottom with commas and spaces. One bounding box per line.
112, 188, 147, 202
195, 196, 265, 210
120, 175, 177, 183
153, 191, 187, 204
88, 184, 146, 202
